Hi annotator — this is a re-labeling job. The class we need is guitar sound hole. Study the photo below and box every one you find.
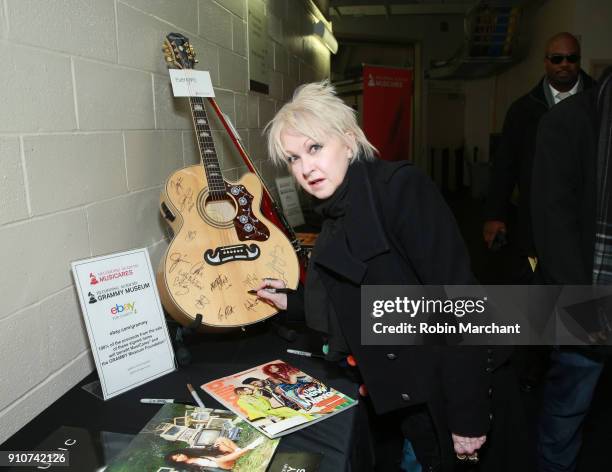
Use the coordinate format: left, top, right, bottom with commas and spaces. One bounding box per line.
203, 194, 236, 224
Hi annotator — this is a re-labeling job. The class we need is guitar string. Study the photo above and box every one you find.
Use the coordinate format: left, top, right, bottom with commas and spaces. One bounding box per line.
183, 70, 224, 198
186, 71, 233, 247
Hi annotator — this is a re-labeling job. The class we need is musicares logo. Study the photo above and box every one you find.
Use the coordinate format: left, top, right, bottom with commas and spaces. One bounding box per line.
90, 269, 134, 285
110, 302, 137, 316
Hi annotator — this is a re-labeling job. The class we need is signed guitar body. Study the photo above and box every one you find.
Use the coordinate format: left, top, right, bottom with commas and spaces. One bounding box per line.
157, 166, 299, 329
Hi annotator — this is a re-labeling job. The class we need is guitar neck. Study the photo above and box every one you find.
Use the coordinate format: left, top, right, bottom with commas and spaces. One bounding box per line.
189, 97, 225, 199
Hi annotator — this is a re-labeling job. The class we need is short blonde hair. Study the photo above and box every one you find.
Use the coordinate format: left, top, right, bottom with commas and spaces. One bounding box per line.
264, 81, 377, 166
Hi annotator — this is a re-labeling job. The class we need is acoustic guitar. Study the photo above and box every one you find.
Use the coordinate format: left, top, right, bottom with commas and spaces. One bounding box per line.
157, 33, 299, 329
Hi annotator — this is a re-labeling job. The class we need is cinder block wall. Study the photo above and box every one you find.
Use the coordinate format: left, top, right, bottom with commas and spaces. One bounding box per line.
0, 0, 329, 443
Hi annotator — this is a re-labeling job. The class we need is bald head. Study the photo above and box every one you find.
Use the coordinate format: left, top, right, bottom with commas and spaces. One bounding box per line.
544, 32, 581, 92
545, 32, 581, 56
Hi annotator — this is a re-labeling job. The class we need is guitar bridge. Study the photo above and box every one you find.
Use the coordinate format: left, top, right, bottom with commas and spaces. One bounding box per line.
204, 244, 260, 266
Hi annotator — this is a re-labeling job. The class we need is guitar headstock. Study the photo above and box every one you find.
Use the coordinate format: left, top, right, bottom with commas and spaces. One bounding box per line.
163, 32, 197, 69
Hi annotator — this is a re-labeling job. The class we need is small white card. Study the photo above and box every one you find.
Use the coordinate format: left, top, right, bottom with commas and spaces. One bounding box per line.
275, 176, 305, 228
71, 248, 176, 400
169, 69, 215, 97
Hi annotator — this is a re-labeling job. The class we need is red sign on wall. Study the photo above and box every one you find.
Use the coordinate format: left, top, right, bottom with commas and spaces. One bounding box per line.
363, 65, 413, 161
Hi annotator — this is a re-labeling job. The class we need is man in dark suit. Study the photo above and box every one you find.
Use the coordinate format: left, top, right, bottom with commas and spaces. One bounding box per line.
483, 32, 595, 282
531, 68, 612, 472
483, 32, 596, 393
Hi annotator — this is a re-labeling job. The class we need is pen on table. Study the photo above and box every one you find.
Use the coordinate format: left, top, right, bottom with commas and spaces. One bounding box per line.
187, 383, 206, 408
247, 287, 296, 294
140, 398, 194, 405
287, 348, 325, 359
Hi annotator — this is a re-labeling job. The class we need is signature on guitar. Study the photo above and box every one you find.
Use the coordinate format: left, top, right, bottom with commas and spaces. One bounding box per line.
217, 304, 235, 321
210, 273, 231, 291
173, 261, 205, 296
169, 252, 190, 273
266, 245, 289, 285
244, 298, 260, 312
242, 273, 259, 289
195, 294, 210, 309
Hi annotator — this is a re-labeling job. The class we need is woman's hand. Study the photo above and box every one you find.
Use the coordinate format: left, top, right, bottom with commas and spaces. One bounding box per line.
451, 433, 486, 455
252, 278, 288, 310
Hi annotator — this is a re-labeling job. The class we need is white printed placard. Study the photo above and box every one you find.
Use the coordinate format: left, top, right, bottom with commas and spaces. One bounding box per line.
71, 248, 176, 400
275, 176, 305, 227
169, 69, 215, 97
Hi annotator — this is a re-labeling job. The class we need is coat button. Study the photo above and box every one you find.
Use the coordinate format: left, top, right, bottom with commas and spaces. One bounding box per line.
487, 348, 493, 354
401, 393, 411, 401
386, 353, 397, 360
488, 387, 493, 397
485, 367, 492, 373
489, 412, 494, 421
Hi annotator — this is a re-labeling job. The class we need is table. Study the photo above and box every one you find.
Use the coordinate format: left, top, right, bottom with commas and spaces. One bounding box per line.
1, 321, 372, 471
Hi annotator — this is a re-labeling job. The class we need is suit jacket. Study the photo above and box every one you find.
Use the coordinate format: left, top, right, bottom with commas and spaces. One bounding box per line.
486, 71, 595, 257
288, 160, 497, 441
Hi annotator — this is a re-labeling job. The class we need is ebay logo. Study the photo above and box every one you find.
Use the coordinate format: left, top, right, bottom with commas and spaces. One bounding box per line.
110, 302, 136, 315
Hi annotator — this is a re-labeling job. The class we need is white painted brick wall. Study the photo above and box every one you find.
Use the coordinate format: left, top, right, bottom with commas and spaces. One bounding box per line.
0, 305, 50, 411
0, 44, 76, 132
0, 0, 329, 444
87, 188, 166, 255
0, 2, 7, 38
44, 287, 90, 373
219, 49, 249, 92
232, 16, 247, 56
199, 0, 232, 49
119, 0, 199, 35
235, 93, 248, 128
0, 138, 28, 225
216, 0, 246, 19
6, 0, 117, 62
153, 74, 194, 130
75, 60, 155, 130
0, 210, 90, 317
117, 3, 180, 75
189, 37, 221, 86
24, 133, 127, 215
125, 130, 184, 190
259, 98, 276, 130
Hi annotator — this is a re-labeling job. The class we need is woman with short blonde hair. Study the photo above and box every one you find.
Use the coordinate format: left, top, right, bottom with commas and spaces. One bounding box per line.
254, 81, 495, 471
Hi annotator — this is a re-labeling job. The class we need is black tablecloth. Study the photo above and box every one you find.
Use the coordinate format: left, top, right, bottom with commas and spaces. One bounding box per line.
1, 321, 371, 471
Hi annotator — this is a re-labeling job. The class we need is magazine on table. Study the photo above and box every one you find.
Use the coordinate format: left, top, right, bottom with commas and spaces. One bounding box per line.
104, 403, 279, 472
201, 360, 357, 439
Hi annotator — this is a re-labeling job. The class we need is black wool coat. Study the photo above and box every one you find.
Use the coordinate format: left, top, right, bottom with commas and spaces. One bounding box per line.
288, 159, 496, 440
485, 71, 595, 257
531, 87, 598, 284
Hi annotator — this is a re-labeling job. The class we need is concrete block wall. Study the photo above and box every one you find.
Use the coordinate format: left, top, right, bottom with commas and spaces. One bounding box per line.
0, 0, 329, 443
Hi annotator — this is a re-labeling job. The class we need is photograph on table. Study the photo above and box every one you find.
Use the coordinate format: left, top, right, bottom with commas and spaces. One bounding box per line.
202, 360, 357, 438
105, 403, 278, 472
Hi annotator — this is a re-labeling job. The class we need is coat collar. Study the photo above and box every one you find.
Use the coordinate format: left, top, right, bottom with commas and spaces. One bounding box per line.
313, 161, 390, 284
530, 70, 596, 108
